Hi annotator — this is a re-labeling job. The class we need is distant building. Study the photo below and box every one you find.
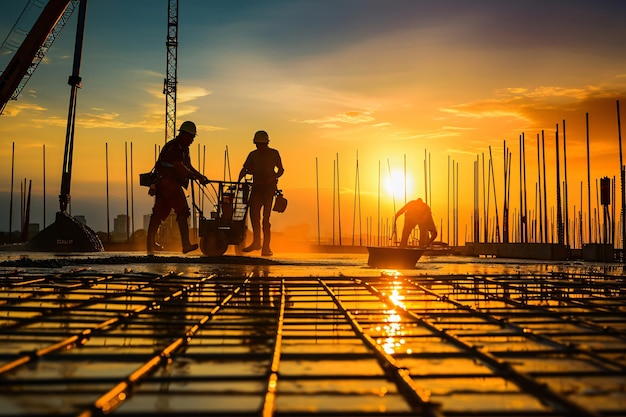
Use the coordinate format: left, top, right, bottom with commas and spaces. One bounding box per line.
112, 214, 129, 242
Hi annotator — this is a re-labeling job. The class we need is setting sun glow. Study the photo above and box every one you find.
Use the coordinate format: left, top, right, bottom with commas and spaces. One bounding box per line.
385, 169, 413, 202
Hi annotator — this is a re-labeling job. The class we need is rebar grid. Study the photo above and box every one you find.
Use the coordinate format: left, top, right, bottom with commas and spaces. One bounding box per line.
0, 269, 624, 416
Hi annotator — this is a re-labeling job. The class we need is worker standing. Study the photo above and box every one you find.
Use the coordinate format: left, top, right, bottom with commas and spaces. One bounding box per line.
238, 130, 284, 256
394, 198, 437, 248
146, 121, 208, 254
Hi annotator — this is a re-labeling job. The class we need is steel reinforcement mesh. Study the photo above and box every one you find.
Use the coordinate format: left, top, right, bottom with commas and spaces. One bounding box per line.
0, 268, 624, 416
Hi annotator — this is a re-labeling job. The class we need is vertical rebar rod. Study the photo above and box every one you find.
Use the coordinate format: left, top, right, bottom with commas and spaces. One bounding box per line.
377, 160, 381, 246
616, 100, 625, 257
456, 161, 459, 246
503, 141, 509, 243
563, 120, 570, 247
483, 153, 488, 242
424, 149, 428, 206
105, 142, 110, 243
124, 141, 130, 242
130, 142, 135, 242
542, 130, 548, 244
331, 159, 335, 245
316, 157, 320, 245
537, 134, 543, 243
337, 153, 342, 246
429, 152, 432, 205
489, 146, 500, 243
357, 152, 362, 245
474, 156, 479, 242
404, 154, 407, 205
586, 113, 592, 244
519, 135, 523, 242
521, 133, 528, 242
42, 144, 46, 229
555, 124, 563, 245
580, 181, 583, 248
387, 159, 396, 245
447, 155, 450, 244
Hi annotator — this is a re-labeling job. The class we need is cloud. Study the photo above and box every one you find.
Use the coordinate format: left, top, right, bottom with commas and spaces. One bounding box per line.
1, 102, 47, 117
441, 78, 626, 124
145, 84, 212, 103
441, 102, 530, 121
391, 129, 463, 142
297, 110, 375, 128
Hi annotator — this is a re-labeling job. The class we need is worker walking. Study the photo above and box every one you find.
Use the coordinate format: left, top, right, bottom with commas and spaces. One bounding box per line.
394, 198, 437, 248
238, 130, 284, 256
146, 121, 208, 254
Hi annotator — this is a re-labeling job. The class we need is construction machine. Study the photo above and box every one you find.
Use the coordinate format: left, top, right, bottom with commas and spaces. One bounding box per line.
1, 0, 103, 251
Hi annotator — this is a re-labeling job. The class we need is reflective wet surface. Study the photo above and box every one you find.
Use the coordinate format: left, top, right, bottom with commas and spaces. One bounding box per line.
0, 252, 624, 416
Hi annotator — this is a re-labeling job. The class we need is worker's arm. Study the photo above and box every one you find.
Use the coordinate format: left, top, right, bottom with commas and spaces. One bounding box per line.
189, 164, 209, 184
237, 166, 249, 182
394, 203, 409, 221
275, 153, 285, 180
173, 161, 208, 184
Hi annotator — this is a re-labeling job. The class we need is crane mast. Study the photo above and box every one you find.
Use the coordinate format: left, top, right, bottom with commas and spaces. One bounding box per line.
164, 0, 178, 142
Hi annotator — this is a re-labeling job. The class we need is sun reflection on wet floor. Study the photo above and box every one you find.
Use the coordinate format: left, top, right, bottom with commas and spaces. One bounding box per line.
374, 271, 412, 355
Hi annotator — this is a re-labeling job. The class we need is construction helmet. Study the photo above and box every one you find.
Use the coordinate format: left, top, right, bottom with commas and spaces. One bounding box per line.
253, 130, 269, 144
179, 121, 197, 136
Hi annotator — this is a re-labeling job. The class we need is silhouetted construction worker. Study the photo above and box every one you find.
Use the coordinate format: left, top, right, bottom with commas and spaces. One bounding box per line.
147, 121, 208, 254
394, 198, 437, 248
238, 130, 284, 256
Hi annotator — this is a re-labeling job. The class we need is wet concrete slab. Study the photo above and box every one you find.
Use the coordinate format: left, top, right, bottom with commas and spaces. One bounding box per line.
0, 253, 624, 416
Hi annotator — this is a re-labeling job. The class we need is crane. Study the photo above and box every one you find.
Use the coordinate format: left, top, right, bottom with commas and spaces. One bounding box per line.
0, 0, 78, 114
164, 0, 178, 142
0, 0, 180, 252
1, 0, 103, 251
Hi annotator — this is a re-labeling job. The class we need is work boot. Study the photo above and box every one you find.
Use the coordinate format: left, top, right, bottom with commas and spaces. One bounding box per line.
177, 216, 198, 254
243, 242, 261, 252
243, 228, 261, 252
146, 216, 162, 254
261, 247, 273, 257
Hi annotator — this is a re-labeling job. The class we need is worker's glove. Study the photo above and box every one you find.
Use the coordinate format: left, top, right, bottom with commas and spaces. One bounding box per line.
198, 175, 209, 185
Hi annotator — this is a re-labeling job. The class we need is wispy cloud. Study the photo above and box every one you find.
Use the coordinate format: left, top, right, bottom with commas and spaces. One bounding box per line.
1, 102, 47, 117
441, 79, 626, 124
296, 110, 375, 128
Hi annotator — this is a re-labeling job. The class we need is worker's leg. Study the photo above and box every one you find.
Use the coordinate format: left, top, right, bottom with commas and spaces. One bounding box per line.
147, 183, 174, 254
244, 190, 262, 252
428, 229, 438, 246
261, 188, 275, 256
170, 183, 197, 253
176, 215, 197, 254
146, 214, 162, 254
418, 225, 438, 247
400, 220, 417, 248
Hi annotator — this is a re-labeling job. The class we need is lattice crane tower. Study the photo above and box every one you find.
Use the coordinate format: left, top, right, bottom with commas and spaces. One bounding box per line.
164, 0, 178, 143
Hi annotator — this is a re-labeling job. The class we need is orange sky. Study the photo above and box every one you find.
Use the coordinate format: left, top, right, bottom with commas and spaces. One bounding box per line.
1, 1, 626, 247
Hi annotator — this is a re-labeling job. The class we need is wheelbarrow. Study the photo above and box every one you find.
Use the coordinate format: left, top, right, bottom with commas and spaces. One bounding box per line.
195, 180, 250, 256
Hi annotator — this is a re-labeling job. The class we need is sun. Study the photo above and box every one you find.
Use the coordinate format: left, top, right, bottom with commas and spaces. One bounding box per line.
385, 168, 413, 201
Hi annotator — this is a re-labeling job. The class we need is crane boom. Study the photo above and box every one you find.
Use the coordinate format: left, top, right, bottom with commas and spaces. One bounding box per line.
0, 0, 75, 114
